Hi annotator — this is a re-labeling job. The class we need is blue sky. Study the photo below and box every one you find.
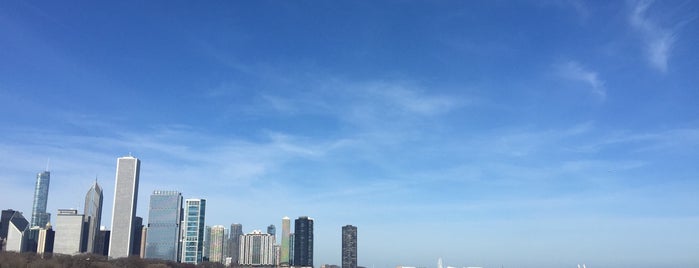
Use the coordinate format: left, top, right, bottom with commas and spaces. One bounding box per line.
1, 1, 698, 267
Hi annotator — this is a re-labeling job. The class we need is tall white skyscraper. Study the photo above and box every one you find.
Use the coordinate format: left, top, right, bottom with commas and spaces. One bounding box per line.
181, 198, 206, 264
109, 156, 141, 259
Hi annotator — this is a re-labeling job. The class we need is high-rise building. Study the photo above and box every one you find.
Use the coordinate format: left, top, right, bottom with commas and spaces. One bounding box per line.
293, 216, 314, 268
37, 222, 55, 255
239, 230, 276, 266
84, 181, 103, 254
31, 171, 51, 228
4, 210, 29, 252
267, 224, 276, 236
53, 209, 87, 255
140, 226, 147, 258
280, 217, 291, 266
25, 226, 41, 252
289, 233, 295, 266
228, 223, 243, 265
209, 225, 226, 263
341, 225, 357, 268
181, 198, 206, 264
0, 210, 14, 251
94, 227, 110, 256
131, 216, 144, 256
109, 156, 141, 259
145, 190, 183, 261
203, 225, 212, 261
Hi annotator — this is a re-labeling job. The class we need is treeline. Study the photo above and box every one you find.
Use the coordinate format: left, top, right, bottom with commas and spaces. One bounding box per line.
0, 252, 226, 268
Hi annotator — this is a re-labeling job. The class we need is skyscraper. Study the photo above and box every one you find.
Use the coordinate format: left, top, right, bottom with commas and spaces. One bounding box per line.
181, 198, 206, 264
37, 222, 55, 255
84, 181, 103, 254
280, 217, 291, 266
341, 225, 357, 268
145, 190, 182, 261
289, 233, 295, 266
31, 171, 51, 228
94, 228, 110, 256
53, 209, 87, 255
4, 210, 29, 252
239, 230, 276, 266
131, 216, 144, 256
293, 216, 314, 268
279, 217, 291, 266
267, 224, 276, 236
228, 223, 243, 265
203, 225, 212, 261
109, 156, 141, 259
209, 225, 226, 263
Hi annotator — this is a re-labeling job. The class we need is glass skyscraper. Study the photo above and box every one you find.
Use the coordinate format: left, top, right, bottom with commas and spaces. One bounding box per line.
181, 198, 206, 264
341, 225, 357, 268
109, 156, 141, 259
145, 190, 182, 261
294, 216, 314, 268
228, 223, 243, 265
31, 171, 51, 228
84, 181, 103, 254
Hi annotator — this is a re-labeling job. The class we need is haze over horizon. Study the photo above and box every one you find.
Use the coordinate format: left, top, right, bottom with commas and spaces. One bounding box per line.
1, 1, 698, 268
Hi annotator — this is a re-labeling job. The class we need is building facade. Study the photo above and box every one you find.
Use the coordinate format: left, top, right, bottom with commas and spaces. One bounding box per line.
109, 156, 141, 259
293, 216, 314, 268
37, 223, 55, 255
53, 209, 87, 255
280, 217, 291, 266
4, 210, 29, 252
84, 181, 103, 254
209, 225, 227, 263
181, 198, 206, 264
341, 225, 357, 268
239, 230, 276, 266
31, 171, 51, 228
267, 224, 276, 236
131, 216, 144, 256
229, 223, 243, 265
145, 190, 183, 261
94, 228, 110, 256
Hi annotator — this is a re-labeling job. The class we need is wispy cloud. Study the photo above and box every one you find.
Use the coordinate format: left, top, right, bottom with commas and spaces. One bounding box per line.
629, 0, 678, 73
555, 61, 606, 99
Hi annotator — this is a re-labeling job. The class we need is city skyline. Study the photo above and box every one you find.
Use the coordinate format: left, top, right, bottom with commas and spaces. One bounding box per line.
1, 1, 698, 268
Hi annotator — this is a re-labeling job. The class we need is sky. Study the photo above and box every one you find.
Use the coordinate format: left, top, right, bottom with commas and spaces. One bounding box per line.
1, 1, 698, 267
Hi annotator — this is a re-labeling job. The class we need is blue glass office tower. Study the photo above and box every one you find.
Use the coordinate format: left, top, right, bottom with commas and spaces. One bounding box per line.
145, 191, 182, 261
181, 199, 206, 264
31, 171, 51, 228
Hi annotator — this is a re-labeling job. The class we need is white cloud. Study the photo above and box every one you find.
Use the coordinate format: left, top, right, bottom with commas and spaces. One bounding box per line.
629, 0, 677, 73
556, 61, 606, 99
